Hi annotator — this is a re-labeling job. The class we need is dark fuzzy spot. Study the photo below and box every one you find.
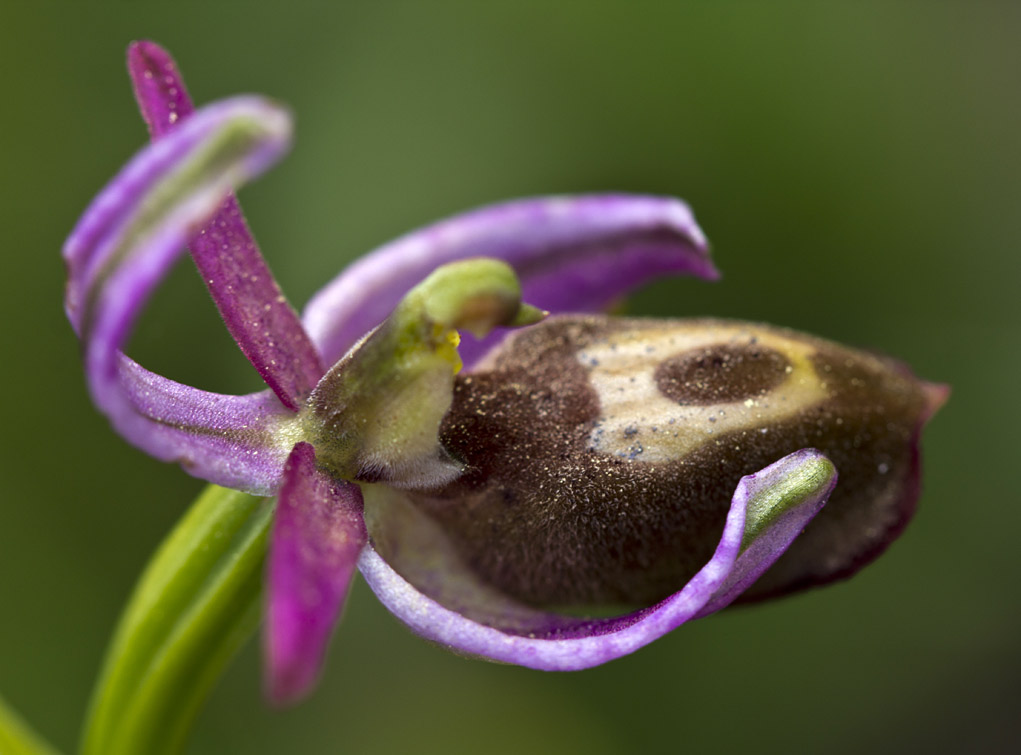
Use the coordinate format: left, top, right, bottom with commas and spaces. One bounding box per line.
655, 344, 790, 405
403, 316, 934, 611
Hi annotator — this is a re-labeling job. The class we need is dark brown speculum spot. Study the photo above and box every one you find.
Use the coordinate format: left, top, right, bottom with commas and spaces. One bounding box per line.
402, 315, 940, 611
655, 344, 791, 405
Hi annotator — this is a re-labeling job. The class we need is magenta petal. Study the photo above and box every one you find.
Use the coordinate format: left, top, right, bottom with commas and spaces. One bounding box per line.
64, 97, 296, 491
127, 40, 196, 136
186, 199, 326, 409
127, 40, 324, 409
359, 449, 834, 670
266, 443, 367, 705
303, 194, 715, 366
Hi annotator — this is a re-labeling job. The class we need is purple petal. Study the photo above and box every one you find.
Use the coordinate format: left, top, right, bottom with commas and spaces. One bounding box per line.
693, 450, 838, 617
359, 449, 834, 670
116, 359, 296, 494
266, 442, 366, 705
303, 195, 716, 366
127, 41, 324, 409
64, 97, 296, 491
127, 40, 195, 136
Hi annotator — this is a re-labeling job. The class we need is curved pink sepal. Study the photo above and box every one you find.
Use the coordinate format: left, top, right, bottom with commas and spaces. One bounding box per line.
359, 449, 835, 670
127, 40, 324, 409
303, 194, 716, 366
265, 443, 367, 705
63, 97, 296, 492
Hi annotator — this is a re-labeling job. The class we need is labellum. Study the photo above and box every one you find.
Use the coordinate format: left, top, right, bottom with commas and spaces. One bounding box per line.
402, 315, 946, 611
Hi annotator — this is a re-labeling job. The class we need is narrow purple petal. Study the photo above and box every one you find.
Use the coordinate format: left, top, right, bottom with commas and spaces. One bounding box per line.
359, 449, 834, 670
185, 200, 326, 409
266, 442, 367, 705
64, 97, 297, 491
127, 40, 195, 136
303, 194, 716, 366
127, 40, 324, 409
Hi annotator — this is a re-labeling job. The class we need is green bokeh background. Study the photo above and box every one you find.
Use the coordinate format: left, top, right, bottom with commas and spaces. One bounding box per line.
2, 2, 1017, 753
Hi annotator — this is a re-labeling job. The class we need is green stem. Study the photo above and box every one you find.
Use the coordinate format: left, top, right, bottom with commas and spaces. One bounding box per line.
79, 485, 272, 755
0, 695, 61, 755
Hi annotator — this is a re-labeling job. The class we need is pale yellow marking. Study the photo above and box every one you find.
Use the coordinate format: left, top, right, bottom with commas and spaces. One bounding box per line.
266, 411, 306, 454
576, 323, 828, 463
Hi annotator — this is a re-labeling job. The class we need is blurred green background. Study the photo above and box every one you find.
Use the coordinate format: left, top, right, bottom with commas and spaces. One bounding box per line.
1, 2, 1017, 753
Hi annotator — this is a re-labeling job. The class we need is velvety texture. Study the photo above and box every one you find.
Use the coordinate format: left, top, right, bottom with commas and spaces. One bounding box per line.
408, 315, 943, 608
359, 450, 835, 670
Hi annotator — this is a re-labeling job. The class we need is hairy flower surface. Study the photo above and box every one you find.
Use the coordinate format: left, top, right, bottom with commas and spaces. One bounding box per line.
65, 41, 945, 705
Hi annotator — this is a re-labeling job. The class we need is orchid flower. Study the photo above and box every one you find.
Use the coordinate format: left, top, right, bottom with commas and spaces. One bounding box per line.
64, 40, 946, 746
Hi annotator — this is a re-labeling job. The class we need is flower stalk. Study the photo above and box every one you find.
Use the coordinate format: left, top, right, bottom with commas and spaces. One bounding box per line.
0, 695, 60, 755
80, 486, 270, 755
